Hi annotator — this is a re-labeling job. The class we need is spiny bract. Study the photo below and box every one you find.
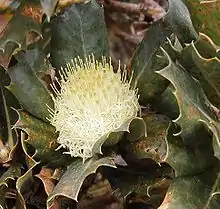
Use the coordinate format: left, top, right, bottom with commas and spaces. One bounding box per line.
48, 56, 140, 160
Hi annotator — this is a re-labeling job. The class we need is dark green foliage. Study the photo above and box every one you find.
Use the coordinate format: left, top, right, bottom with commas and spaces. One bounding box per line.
0, 0, 219, 208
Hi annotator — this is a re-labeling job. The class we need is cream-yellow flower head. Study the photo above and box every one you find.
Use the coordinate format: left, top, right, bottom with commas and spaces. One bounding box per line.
48, 55, 140, 160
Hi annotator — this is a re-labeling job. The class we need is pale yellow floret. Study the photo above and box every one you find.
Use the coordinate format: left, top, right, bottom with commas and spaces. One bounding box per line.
47, 56, 140, 160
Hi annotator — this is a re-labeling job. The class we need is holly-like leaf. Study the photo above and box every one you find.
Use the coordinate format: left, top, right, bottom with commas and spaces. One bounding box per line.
0, 12, 41, 46
47, 155, 115, 207
164, 123, 217, 176
126, 117, 147, 142
193, 33, 220, 58
103, 131, 125, 147
186, 0, 220, 45
0, 14, 40, 50
50, 0, 109, 69
158, 163, 220, 209
0, 1, 43, 68
105, 165, 173, 208
153, 85, 179, 120
98, 117, 146, 150
7, 49, 54, 122
0, 163, 21, 209
180, 33, 220, 108
156, 49, 220, 160
125, 114, 168, 163
15, 161, 39, 209
14, 110, 73, 166
130, 0, 197, 104
0, 163, 21, 187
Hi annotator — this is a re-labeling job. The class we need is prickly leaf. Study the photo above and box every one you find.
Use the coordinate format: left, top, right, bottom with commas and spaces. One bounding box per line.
127, 117, 147, 142
0, 163, 21, 209
0, 163, 21, 187
157, 50, 220, 160
7, 49, 54, 122
0, 1, 43, 68
158, 163, 220, 209
51, 0, 109, 69
105, 165, 173, 207
153, 86, 179, 120
164, 123, 217, 176
180, 33, 220, 108
47, 155, 115, 206
15, 161, 39, 209
14, 110, 73, 166
130, 0, 197, 104
125, 114, 168, 163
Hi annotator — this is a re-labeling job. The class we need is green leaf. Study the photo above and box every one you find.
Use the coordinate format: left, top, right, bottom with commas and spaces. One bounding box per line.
103, 131, 125, 147
125, 114, 168, 163
0, 163, 21, 187
130, 0, 197, 104
14, 110, 73, 166
153, 85, 179, 120
97, 117, 147, 152
51, 0, 109, 69
186, 0, 220, 45
105, 165, 172, 208
180, 33, 220, 108
7, 49, 54, 122
165, 123, 217, 176
0, 163, 21, 209
126, 117, 147, 142
15, 161, 39, 209
156, 49, 220, 160
161, 34, 220, 160
193, 33, 220, 58
47, 155, 115, 206
158, 163, 220, 209
0, 2, 42, 68
0, 14, 41, 50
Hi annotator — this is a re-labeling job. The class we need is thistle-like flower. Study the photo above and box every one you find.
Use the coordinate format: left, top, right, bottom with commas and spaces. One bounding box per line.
48, 56, 140, 160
